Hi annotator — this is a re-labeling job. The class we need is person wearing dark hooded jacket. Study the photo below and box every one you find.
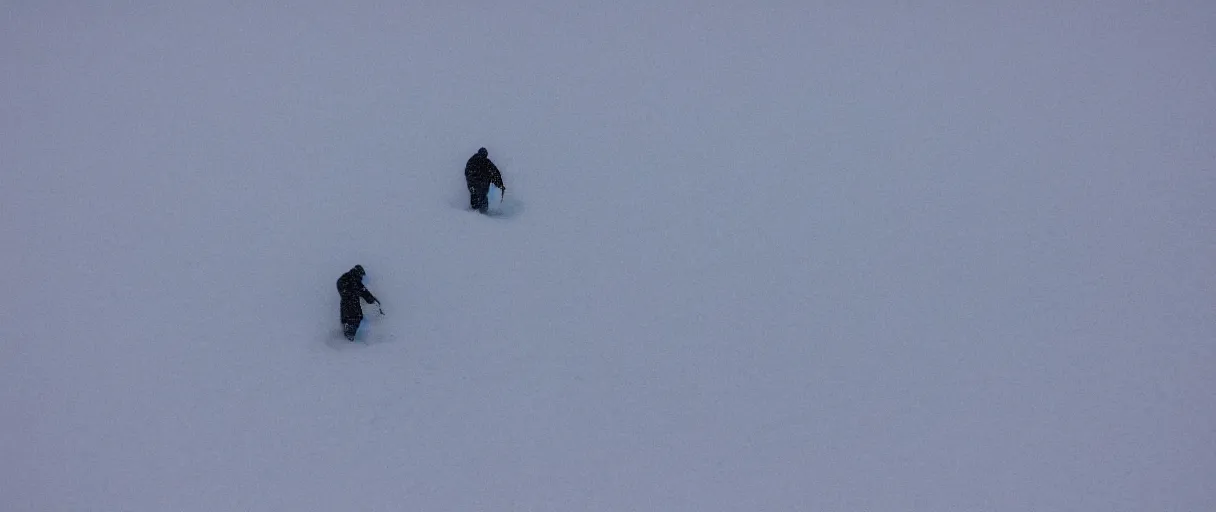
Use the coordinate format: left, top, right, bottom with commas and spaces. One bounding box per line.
464, 147, 505, 213
336, 265, 378, 341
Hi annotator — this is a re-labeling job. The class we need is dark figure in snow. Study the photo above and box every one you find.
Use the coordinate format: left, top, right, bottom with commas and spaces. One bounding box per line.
336, 265, 379, 341
464, 147, 505, 213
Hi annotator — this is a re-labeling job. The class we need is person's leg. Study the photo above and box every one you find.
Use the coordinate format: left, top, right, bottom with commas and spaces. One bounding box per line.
470, 184, 489, 212
341, 305, 363, 341
340, 298, 362, 340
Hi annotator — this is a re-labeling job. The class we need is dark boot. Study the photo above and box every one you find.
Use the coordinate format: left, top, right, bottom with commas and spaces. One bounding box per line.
343, 322, 359, 341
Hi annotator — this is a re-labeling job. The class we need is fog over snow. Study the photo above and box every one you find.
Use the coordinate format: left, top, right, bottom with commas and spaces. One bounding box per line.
2, 2, 1214, 511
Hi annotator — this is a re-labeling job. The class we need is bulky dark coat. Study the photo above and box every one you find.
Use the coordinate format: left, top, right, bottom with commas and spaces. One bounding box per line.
465, 148, 504, 212
337, 266, 377, 327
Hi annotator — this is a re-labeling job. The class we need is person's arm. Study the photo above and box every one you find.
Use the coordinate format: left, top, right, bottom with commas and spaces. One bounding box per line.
360, 286, 378, 304
489, 162, 505, 190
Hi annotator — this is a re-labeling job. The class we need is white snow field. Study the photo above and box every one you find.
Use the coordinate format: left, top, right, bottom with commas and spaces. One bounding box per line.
2, 3, 1214, 511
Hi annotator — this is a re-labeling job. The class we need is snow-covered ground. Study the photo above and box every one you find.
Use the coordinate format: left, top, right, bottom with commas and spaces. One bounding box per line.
3, 3, 1214, 510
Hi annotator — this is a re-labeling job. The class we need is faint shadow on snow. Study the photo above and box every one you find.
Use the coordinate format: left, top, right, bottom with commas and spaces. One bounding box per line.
322, 310, 395, 351
445, 185, 526, 219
